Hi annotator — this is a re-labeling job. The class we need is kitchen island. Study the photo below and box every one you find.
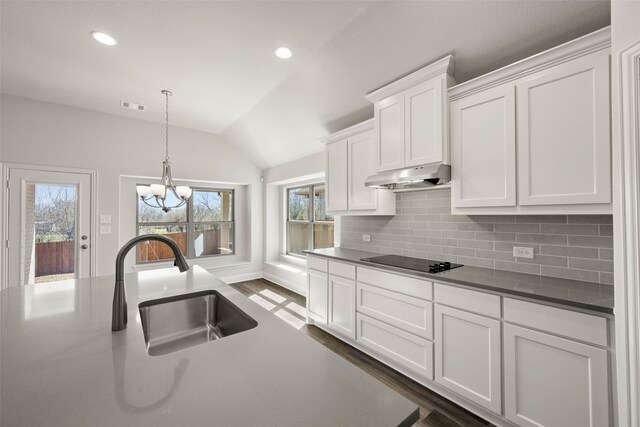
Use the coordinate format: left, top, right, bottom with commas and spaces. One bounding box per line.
0, 266, 419, 427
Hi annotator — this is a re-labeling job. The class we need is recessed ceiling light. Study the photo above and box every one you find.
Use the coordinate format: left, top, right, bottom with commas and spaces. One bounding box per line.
91, 31, 117, 46
275, 47, 292, 59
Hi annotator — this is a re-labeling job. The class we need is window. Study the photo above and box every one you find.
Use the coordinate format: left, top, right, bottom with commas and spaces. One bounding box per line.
287, 183, 334, 256
136, 188, 234, 263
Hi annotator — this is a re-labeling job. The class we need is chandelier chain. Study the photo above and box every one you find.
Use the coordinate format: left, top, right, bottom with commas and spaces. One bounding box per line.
165, 91, 170, 161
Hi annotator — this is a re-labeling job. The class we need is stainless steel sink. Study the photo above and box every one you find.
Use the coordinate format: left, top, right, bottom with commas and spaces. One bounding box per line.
139, 290, 258, 356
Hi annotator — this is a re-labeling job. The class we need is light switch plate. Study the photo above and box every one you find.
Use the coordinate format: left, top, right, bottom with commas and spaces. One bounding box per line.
513, 246, 534, 259
362, 234, 371, 242
99, 225, 112, 235
100, 214, 112, 224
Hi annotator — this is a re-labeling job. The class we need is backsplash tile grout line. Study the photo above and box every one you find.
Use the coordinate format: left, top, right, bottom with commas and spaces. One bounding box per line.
340, 188, 614, 285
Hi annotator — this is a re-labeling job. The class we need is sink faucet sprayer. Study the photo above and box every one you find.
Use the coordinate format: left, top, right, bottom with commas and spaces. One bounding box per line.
112, 234, 190, 331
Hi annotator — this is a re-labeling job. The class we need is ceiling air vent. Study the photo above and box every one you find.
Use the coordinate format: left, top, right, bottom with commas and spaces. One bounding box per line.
120, 100, 145, 111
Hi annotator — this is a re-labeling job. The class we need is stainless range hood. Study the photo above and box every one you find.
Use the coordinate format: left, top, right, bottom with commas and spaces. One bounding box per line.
365, 164, 451, 191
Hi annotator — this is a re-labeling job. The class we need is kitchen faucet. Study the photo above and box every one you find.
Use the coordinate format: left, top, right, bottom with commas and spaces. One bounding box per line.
112, 234, 190, 331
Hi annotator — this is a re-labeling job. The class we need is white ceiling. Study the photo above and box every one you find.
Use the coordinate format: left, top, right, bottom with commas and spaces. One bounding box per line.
1, 1, 610, 169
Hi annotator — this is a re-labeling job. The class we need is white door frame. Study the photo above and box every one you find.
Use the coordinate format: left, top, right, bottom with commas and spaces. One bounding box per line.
1, 163, 97, 289
613, 41, 640, 427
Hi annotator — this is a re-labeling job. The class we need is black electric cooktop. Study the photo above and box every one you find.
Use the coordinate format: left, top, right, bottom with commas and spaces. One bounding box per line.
361, 254, 463, 274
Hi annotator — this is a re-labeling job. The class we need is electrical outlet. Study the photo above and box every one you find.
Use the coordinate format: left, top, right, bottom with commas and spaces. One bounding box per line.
362, 234, 371, 242
513, 246, 534, 259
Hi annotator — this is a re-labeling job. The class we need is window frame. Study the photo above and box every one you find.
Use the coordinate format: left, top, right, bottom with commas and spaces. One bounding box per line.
136, 186, 235, 263
285, 182, 333, 258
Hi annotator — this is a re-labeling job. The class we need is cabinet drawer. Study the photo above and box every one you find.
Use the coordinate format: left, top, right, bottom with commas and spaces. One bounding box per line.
358, 267, 433, 300
434, 283, 500, 318
307, 256, 328, 272
503, 298, 608, 347
329, 260, 356, 280
357, 313, 433, 379
357, 282, 433, 339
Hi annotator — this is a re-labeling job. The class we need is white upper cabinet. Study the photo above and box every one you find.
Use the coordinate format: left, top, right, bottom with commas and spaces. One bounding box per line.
450, 27, 612, 214
516, 50, 611, 206
451, 85, 516, 208
321, 120, 395, 216
367, 56, 455, 173
348, 130, 377, 210
405, 79, 444, 167
375, 94, 405, 172
325, 139, 348, 212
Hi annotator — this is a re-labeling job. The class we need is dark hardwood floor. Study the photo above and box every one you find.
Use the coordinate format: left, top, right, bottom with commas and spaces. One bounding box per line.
230, 278, 495, 427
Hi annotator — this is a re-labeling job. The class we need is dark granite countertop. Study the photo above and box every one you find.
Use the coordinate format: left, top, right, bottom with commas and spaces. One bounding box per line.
304, 248, 614, 315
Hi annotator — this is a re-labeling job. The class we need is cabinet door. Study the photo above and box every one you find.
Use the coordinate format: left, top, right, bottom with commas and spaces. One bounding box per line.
451, 85, 516, 208
325, 139, 348, 211
328, 275, 356, 339
374, 94, 405, 172
347, 130, 377, 210
434, 305, 502, 413
405, 78, 443, 167
516, 51, 610, 206
306, 269, 328, 324
504, 324, 610, 427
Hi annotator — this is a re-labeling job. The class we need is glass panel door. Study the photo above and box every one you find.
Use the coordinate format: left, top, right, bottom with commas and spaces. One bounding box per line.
7, 168, 92, 287
29, 183, 78, 284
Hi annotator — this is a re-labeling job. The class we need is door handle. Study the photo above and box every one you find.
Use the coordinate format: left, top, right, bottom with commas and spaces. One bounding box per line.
81, 244, 88, 250
81, 235, 88, 240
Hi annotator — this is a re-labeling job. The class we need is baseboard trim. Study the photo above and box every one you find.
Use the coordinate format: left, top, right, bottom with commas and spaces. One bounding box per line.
262, 272, 305, 296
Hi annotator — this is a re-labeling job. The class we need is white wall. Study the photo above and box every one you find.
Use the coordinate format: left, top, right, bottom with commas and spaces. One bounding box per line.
0, 94, 263, 283
611, 2, 640, 426
262, 151, 325, 294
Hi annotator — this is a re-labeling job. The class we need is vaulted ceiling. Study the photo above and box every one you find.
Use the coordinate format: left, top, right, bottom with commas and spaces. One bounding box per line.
1, 1, 610, 169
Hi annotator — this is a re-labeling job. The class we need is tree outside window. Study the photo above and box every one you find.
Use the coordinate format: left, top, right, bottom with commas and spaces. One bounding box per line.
287, 184, 334, 256
136, 187, 234, 263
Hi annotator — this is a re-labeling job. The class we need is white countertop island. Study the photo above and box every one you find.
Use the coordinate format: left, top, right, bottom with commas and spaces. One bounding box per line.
0, 266, 418, 426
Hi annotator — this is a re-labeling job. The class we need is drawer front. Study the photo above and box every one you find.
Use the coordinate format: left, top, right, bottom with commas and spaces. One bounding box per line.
503, 298, 608, 347
357, 282, 433, 339
357, 313, 433, 379
329, 260, 356, 280
435, 283, 501, 318
358, 267, 433, 300
307, 256, 328, 272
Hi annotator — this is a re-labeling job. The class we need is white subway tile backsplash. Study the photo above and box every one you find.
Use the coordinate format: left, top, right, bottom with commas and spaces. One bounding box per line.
340, 188, 614, 285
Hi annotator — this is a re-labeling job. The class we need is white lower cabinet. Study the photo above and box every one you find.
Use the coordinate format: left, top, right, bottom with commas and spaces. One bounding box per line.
357, 313, 434, 379
434, 304, 502, 414
306, 257, 612, 427
503, 323, 610, 427
306, 268, 328, 324
327, 275, 356, 340
357, 282, 433, 339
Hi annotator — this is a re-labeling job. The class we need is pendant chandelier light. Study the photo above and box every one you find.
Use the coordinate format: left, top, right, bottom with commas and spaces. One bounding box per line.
136, 90, 192, 213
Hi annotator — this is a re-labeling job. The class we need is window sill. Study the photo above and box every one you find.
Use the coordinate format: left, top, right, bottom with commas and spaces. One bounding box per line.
132, 257, 251, 272
281, 254, 307, 267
